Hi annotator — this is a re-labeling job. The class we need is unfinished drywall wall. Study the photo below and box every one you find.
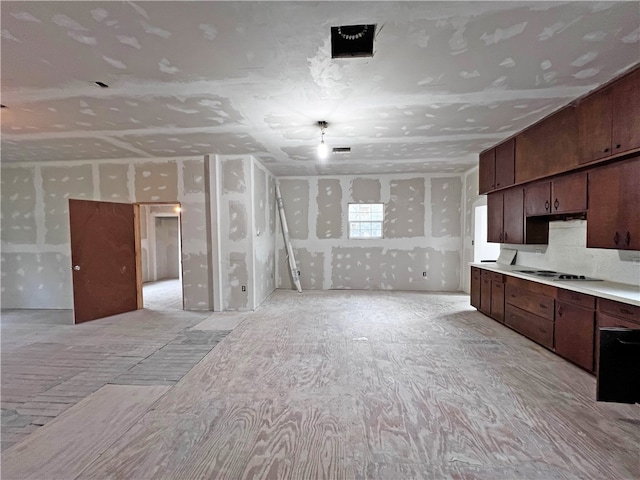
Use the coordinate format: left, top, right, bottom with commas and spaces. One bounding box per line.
207, 154, 276, 311
276, 173, 463, 291
1, 158, 209, 310
461, 166, 483, 293
155, 217, 180, 280
253, 162, 276, 308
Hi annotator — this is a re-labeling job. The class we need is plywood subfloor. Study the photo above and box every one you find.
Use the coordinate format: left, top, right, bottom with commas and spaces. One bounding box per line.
3, 290, 639, 479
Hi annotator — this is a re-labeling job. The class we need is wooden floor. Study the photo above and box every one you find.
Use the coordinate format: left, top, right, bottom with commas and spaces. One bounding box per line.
2, 290, 639, 479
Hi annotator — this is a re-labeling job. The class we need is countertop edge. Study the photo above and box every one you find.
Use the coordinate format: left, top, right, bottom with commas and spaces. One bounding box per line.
470, 262, 640, 307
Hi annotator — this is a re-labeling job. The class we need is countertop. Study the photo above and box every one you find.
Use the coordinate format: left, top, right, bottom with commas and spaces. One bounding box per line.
470, 262, 640, 307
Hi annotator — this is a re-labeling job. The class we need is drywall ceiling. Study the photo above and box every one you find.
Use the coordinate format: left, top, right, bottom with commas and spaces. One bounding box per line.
1, 1, 639, 176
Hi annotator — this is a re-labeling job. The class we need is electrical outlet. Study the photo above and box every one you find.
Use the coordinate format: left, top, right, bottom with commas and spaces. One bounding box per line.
297, 270, 300, 276
241, 285, 246, 292
422, 272, 427, 277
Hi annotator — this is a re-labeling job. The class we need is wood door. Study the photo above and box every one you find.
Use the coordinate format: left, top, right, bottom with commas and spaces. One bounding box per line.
525, 182, 551, 216
494, 138, 515, 189
487, 192, 503, 243
69, 199, 140, 324
552, 172, 587, 214
515, 106, 579, 183
491, 280, 505, 323
587, 159, 640, 250
555, 302, 595, 372
470, 267, 481, 309
479, 149, 496, 194
578, 87, 612, 164
480, 272, 492, 315
502, 187, 524, 244
611, 67, 640, 156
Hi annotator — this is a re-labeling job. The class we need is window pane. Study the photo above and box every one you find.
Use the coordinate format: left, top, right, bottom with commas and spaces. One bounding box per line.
348, 204, 384, 238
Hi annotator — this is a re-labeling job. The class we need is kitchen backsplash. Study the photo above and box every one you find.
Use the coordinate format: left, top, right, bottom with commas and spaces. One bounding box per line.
508, 219, 640, 286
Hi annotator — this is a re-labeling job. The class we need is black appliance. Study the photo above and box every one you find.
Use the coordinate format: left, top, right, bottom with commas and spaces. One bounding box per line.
597, 327, 640, 404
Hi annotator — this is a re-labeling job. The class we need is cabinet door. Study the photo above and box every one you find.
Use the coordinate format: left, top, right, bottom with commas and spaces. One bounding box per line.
555, 302, 595, 372
578, 87, 612, 164
611, 67, 640, 156
505, 305, 554, 349
487, 192, 504, 243
515, 106, 579, 183
525, 182, 551, 216
552, 172, 587, 214
480, 272, 492, 315
587, 159, 640, 250
502, 187, 524, 244
471, 267, 481, 309
495, 138, 515, 189
479, 149, 496, 194
491, 280, 505, 323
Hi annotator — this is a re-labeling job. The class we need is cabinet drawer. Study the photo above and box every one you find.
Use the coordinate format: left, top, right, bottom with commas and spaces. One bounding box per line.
506, 276, 557, 297
598, 299, 640, 326
506, 284, 555, 321
505, 305, 554, 349
490, 272, 504, 282
557, 289, 596, 309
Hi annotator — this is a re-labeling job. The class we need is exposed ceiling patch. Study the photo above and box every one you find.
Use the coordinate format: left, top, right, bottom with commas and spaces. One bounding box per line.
331, 24, 375, 58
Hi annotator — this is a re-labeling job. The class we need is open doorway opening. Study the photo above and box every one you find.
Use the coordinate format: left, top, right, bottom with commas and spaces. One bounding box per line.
474, 204, 500, 263
138, 203, 184, 310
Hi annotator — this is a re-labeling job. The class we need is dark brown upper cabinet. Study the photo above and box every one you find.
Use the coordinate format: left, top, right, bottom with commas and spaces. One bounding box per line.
488, 186, 548, 245
579, 67, 640, 164
525, 172, 588, 217
515, 106, 579, 184
478, 138, 515, 194
587, 158, 640, 251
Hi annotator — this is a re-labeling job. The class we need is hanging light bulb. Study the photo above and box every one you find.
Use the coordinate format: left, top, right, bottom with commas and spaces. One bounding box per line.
317, 121, 329, 160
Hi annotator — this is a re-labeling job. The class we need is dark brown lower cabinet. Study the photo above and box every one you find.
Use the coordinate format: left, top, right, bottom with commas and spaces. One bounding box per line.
555, 302, 595, 372
491, 275, 505, 323
505, 304, 554, 349
480, 271, 492, 315
470, 268, 504, 323
471, 268, 637, 376
555, 290, 596, 372
471, 267, 481, 309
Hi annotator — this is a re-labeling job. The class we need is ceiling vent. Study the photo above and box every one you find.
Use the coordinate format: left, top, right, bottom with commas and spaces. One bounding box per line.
331, 24, 375, 58
332, 147, 351, 154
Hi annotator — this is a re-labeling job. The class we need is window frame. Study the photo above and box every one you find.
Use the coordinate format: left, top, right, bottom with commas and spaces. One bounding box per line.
347, 203, 384, 240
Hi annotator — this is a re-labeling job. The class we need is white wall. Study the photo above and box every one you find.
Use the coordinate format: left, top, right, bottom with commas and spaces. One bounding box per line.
206, 154, 276, 311
1, 158, 210, 310
276, 172, 464, 292
511, 220, 640, 285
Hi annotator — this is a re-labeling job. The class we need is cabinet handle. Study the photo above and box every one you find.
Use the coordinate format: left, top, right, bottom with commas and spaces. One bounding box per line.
499, 232, 503, 242
557, 306, 563, 316
604, 147, 609, 153
539, 304, 547, 309
614, 231, 620, 245
620, 308, 633, 315
625, 231, 631, 246
616, 144, 621, 149
504, 232, 508, 242
545, 200, 550, 212
554, 199, 559, 211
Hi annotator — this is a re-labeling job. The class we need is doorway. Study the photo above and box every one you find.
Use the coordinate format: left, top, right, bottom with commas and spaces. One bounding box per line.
138, 203, 184, 310
474, 204, 500, 263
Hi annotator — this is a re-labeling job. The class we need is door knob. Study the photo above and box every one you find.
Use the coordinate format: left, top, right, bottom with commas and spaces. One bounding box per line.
74, 265, 81, 271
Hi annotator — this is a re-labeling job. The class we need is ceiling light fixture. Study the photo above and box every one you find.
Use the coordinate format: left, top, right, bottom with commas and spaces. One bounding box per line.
317, 121, 329, 160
